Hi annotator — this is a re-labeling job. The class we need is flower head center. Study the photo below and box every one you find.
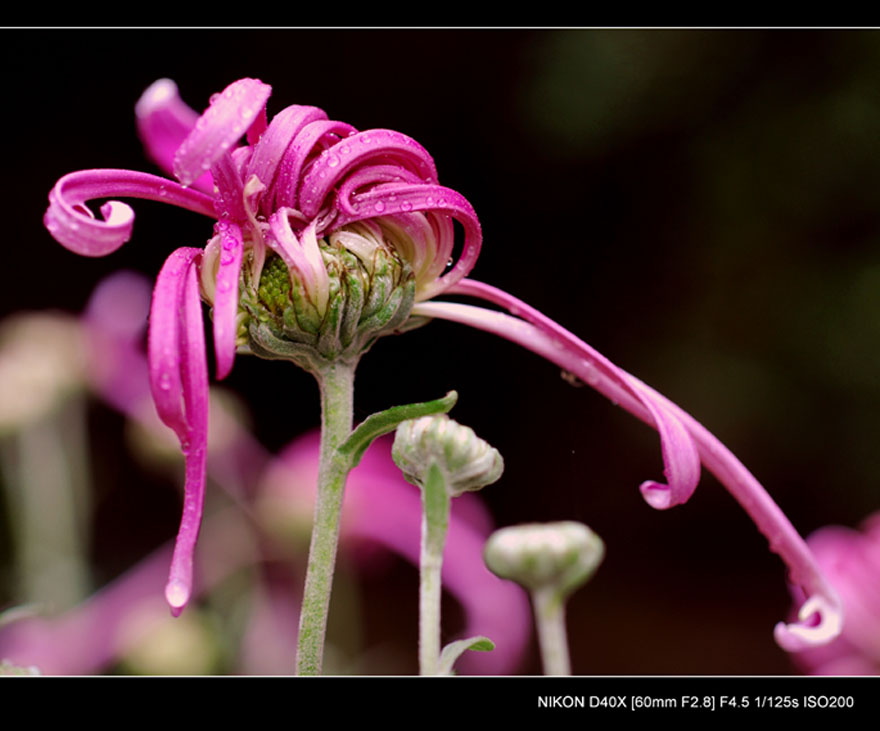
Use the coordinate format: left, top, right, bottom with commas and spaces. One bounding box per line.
237, 220, 417, 369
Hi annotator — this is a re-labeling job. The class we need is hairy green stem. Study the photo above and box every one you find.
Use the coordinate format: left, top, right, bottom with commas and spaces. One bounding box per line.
419, 461, 450, 675
295, 360, 356, 675
532, 587, 571, 676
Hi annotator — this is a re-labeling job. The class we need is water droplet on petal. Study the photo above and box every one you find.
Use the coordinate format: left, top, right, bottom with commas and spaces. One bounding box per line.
220, 252, 234, 265
159, 373, 172, 391
218, 280, 231, 292
327, 154, 340, 168
401, 201, 412, 212
374, 201, 386, 213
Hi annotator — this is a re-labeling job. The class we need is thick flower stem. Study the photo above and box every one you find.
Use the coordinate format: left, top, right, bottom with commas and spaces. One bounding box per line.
295, 360, 356, 676
532, 587, 571, 676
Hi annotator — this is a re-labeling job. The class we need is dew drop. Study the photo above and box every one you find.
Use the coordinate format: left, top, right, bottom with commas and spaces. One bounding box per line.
327, 154, 340, 168
220, 252, 234, 265
158, 373, 172, 391
340, 145, 350, 155
401, 201, 412, 211
218, 280, 231, 292
374, 201, 386, 213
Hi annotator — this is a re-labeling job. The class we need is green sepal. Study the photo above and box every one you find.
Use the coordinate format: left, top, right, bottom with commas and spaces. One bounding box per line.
337, 390, 458, 469
437, 636, 496, 676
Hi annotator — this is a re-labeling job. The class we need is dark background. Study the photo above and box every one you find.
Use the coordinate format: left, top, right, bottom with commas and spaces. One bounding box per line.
4, 28, 880, 674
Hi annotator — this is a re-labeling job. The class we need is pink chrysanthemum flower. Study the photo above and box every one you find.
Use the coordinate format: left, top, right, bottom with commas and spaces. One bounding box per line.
44, 78, 841, 651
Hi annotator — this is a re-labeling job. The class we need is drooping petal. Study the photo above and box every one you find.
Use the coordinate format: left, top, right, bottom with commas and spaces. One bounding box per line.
165, 254, 209, 616
147, 248, 210, 615
413, 292, 843, 649
148, 249, 197, 439
45, 169, 216, 257
135, 79, 213, 195
173, 78, 272, 187
212, 221, 244, 380
210, 152, 247, 222
267, 209, 320, 302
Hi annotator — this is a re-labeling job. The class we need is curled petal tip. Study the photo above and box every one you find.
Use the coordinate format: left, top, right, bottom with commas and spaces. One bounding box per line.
774, 595, 843, 651
165, 579, 190, 616
135, 78, 180, 120
639, 480, 677, 510
173, 78, 272, 187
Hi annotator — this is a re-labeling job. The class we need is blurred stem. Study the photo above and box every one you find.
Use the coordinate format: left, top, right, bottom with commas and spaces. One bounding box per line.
3, 396, 91, 610
419, 461, 450, 676
295, 360, 356, 676
532, 587, 571, 676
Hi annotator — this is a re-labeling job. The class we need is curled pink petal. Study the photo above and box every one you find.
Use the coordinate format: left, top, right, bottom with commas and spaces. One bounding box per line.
135, 79, 213, 195
246, 104, 327, 199
45, 169, 215, 257
273, 118, 358, 211
173, 78, 272, 187
336, 184, 482, 299
212, 221, 244, 380
414, 290, 842, 649
300, 129, 438, 218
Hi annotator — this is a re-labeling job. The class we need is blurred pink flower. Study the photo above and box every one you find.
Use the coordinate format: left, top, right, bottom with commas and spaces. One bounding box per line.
0, 275, 529, 674
43, 78, 842, 649
788, 511, 880, 675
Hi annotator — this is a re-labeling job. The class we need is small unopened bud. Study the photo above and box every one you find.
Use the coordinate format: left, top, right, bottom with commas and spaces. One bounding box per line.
484, 522, 605, 596
392, 414, 503, 496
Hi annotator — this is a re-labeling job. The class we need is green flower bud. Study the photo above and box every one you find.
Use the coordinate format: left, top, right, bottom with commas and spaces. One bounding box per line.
239, 222, 416, 373
484, 521, 605, 596
392, 414, 504, 496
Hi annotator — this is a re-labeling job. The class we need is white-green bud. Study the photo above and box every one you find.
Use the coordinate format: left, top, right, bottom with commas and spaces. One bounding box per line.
484, 521, 605, 596
392, 414, 503, 496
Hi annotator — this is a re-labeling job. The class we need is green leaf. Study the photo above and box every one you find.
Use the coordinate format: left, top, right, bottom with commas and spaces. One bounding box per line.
437, 635, 496, 676
337, 390, 458, 469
